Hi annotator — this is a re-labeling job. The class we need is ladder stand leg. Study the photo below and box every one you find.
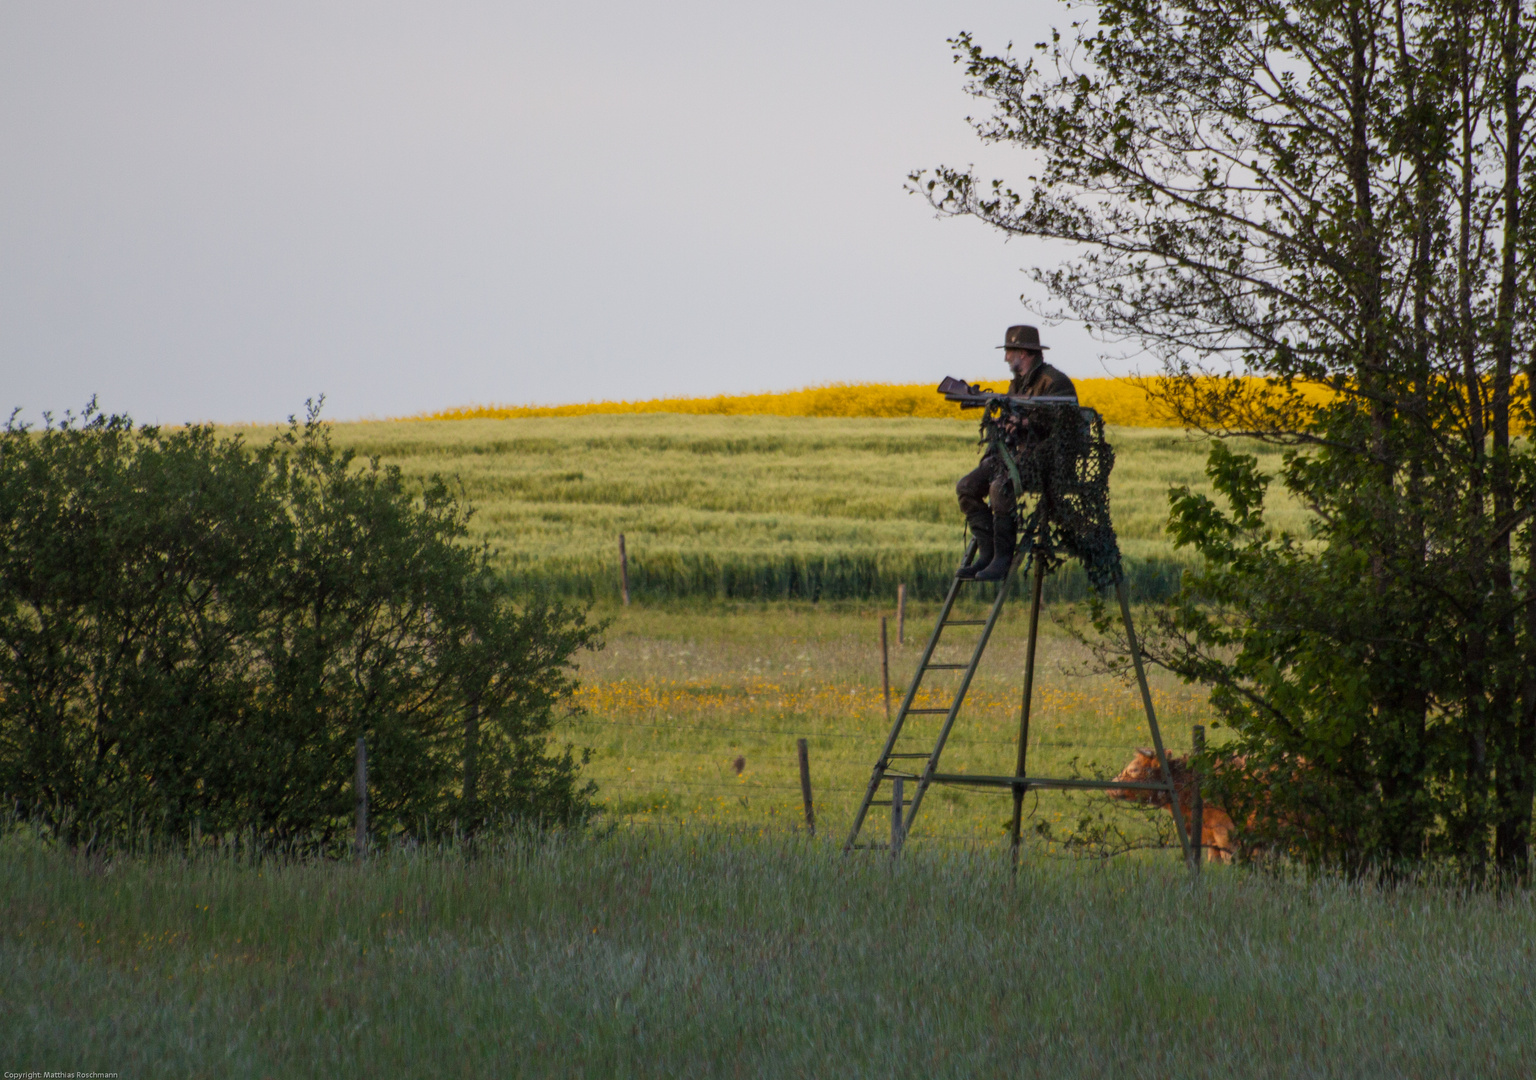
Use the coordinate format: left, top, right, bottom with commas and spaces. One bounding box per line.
1009, 555, 1047, 869
1116, 577, 1194, 870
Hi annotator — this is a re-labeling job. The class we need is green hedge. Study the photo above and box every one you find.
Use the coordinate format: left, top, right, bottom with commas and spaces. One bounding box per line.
0, 405, 600, 849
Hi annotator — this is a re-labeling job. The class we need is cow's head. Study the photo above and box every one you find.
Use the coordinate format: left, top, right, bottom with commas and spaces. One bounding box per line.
1108, 748, 1178, 807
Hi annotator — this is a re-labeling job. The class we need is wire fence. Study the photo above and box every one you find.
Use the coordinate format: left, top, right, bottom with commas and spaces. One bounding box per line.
565, 714, 1189, 818
559, 595, 1212, 849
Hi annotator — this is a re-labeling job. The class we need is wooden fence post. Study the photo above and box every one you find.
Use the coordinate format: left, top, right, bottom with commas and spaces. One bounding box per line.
796, 738, 815, 836
891, 777, 905, 857
1191, 724, 1205, 870
618, 534, 631, 606
897, 583, 906, 646
354, 736, 368, 860
880, 616, 891, 721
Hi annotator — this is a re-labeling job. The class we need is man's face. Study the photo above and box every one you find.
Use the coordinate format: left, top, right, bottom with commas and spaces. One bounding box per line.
1006, 348, 1042, 378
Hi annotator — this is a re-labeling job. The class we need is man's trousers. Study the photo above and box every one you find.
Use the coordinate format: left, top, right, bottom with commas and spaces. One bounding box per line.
956, 454, 1017, 521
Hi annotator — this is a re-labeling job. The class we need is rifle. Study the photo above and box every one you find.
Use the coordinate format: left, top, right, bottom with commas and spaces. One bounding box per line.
936, 376, 1080, 411
938, 377, 1090, 499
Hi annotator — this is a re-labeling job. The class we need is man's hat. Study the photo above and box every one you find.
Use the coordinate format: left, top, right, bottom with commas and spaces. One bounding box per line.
997, 324, 1049, 350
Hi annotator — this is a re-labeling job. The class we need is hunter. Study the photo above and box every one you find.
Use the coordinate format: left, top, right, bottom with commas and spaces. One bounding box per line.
955, 324, 1077, 581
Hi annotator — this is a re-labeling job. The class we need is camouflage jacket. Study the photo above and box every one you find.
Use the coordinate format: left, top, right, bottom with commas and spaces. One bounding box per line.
984, 360, 1076, 454
1008, 360, 1076, 400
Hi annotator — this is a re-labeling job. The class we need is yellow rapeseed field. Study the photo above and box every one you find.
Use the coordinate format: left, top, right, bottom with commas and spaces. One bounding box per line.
418, 377, 1337, 427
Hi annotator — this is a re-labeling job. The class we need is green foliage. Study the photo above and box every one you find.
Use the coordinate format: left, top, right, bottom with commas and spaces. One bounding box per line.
1133, 444, 1440, 872
1153, 426, 1536, 874
0, 402, 600, 848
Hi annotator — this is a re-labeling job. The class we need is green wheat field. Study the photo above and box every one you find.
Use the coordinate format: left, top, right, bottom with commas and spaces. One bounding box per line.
318, 414, 1311, 601
8, 414, 1527, 1076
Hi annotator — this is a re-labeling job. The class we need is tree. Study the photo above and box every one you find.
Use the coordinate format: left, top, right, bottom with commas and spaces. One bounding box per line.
0, 402, 600, 849
919, 0, 1536, 876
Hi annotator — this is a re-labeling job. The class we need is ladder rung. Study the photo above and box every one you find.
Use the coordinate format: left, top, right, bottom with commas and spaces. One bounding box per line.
850, 842, 891, 850
905, 708, 950, 715
884, 752, 930, 758
923, 663, 967, 670
943, 619, 987, 626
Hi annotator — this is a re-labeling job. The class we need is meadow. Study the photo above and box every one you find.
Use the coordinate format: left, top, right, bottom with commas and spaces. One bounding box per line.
8, 405, 1529, 1074
296, 411, 1305, 841
5, 830, 1532, 1077
561, 602, 1212, 848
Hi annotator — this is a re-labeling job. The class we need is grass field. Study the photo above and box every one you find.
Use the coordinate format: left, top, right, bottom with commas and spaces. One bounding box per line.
310, 414, 1310, 601
5, 831, 1532, 1077
290, 413, 1299, 842
10, 412, 1528, 1073
562, 602, 1211, 849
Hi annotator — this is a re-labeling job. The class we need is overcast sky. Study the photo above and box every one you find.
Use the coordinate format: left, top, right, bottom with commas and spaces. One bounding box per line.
0, 0, 1127, 425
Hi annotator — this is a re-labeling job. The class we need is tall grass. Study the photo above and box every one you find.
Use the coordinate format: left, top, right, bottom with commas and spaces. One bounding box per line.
5, 829, 1531, 1077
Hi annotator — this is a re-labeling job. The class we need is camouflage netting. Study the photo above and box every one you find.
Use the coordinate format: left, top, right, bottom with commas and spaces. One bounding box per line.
979, 400, 1124, 591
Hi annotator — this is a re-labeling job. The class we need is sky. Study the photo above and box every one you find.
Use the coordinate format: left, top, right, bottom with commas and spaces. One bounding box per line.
0, 0, 1130, 425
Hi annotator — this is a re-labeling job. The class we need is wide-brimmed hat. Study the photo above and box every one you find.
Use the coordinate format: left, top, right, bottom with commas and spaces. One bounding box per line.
996, 324, 1050, 350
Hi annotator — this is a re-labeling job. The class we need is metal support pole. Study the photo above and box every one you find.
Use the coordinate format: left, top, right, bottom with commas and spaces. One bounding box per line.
891, 777, 904, 857
354, 736, 368, 860
1009, 556, 1047, 869
1115, 578, 1193, 869
797, 737, 815, 837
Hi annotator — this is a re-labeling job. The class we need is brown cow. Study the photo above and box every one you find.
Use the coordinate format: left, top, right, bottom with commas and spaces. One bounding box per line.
1108, 748, 1237, 863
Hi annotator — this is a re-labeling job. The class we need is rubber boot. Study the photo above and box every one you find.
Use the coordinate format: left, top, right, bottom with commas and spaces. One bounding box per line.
973, 515, 1017, 581
955, 511, 995, 579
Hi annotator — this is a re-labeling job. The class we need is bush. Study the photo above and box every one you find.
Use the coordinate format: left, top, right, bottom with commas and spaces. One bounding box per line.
0, 402, 601, 849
